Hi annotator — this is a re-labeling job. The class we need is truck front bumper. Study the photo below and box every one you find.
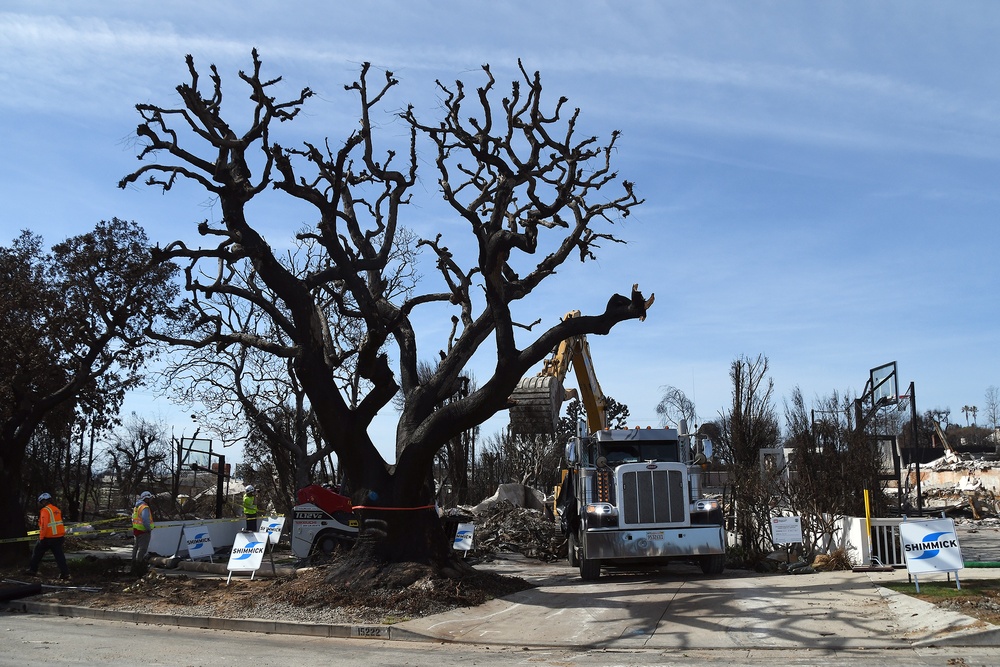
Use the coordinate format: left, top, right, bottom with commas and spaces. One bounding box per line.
583, 525, 725, 560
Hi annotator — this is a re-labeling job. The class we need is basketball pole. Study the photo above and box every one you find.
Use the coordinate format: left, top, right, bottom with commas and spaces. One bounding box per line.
908, 381, 922, 514
863, 488, 872, 564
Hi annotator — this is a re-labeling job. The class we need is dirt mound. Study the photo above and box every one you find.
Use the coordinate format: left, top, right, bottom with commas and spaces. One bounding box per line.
2, 550, 533, 625
268, 560, 531, 622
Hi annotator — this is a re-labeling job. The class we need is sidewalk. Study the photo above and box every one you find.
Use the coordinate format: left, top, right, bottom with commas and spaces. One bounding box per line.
391, 556, 1000, 649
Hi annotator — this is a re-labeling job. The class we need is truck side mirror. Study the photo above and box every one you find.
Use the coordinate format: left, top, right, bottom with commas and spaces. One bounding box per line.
565, 441, 577, 464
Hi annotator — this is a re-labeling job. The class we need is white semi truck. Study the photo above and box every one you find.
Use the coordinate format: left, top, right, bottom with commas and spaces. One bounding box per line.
558, 423, 725, 580
509, 310, 726, 580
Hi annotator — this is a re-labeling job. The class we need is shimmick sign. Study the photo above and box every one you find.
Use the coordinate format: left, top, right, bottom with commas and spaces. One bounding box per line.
227, 530, 269, 580
183, 526, 214, 560
898, 518, 964, 575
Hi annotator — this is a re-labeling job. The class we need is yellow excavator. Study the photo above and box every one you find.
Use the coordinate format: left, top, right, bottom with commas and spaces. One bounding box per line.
508, 311, 607, 436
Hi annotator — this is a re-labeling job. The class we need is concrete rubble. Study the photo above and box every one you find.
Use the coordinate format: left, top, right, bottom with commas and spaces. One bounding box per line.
903, 454, 999, 520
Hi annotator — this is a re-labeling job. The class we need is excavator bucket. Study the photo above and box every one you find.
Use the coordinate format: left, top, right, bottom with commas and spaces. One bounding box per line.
509, 376, 563, 435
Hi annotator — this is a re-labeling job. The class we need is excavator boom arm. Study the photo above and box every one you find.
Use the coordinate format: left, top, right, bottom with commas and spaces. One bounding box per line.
509, 311, 608, 436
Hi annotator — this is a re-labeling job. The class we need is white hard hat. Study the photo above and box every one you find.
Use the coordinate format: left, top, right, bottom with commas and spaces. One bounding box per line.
38, 492, 52, 503
139, 491, 153, 500
245, 485, 255, 493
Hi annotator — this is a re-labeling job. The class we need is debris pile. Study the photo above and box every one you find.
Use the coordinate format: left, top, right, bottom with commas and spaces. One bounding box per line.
907, 458, 1000, 493
465, 500, 565, 562
903, 455, 1000, 518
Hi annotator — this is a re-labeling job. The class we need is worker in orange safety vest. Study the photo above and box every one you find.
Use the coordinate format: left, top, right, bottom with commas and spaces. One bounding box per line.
25, 493, 70, 580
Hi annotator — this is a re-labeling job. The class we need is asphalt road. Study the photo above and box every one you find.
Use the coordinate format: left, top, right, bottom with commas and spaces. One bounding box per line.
2, 613, 998, 667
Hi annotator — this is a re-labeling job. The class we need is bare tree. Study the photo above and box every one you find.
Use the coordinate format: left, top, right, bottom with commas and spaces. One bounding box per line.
476, 432, 556, 491
161, 231, 420, 498
471, 395, 631, 503
119, 53, 650, 574
102, 413, 171, 507
393, 360, 480, 507
781, 387, 883, 560
715, 354, 780, 563
985, 386, 1000, 432
655, 385, 696, 428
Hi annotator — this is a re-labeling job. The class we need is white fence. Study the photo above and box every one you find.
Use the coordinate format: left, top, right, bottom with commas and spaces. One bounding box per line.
829, 516, 904, 567
148, 518, 246, 558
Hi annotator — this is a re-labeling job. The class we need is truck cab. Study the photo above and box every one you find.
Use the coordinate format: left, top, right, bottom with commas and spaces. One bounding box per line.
561, 426, 726, 580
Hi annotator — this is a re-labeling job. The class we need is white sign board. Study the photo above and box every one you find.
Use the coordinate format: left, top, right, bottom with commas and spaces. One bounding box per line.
183, 526, 215, 560
227, 531, 269, 573
770, 516, 803, 544
261, 516, 285, 545
453, 522, 474, 551
899, 518, 964, 575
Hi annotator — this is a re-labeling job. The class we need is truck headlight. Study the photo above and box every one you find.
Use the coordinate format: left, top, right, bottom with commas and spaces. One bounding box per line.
585, 503, 617, 517
694, 499, 719, 512
584, 502, 618, 527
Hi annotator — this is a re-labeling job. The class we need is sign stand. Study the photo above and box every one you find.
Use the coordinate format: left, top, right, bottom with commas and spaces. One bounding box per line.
770, 516, 803, 563
899, 516, 964, 593
261, 517, 286, 575
172, 528, 185, 559
183, 524, 215, 563
452, 522, 475, 557
226, 531, 269, 584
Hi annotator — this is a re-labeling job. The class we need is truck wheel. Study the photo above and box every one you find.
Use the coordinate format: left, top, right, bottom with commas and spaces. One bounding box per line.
579, 553, 601, 581
567, 531, 580, 568
700, 553, 726, 575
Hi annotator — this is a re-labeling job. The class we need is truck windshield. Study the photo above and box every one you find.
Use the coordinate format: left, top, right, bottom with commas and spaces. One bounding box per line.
600, 442, 680, 465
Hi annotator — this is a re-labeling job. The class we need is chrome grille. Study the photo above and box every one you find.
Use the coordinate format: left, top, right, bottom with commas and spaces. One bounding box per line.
621, 468, 685, 525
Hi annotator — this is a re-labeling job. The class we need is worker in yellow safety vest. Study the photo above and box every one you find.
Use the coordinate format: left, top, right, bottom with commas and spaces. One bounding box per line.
131, 491, 154, 572
243, 484, 258, 532
25, 493, 70, 580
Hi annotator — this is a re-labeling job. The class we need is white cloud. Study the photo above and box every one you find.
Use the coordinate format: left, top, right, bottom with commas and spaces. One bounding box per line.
2, 1, 999, 461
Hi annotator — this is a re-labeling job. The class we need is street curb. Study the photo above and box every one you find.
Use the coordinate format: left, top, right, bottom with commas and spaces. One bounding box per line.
1, 599, 436, 643
912, 630, 1000, 648
870, 581, 1000, 647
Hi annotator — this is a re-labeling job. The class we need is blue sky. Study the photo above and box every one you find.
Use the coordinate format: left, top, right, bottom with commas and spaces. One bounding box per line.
2, 2, 998, 462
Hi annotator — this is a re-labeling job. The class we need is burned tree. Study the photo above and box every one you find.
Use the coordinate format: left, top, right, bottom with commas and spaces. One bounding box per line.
120, 52, 650, 574
715, 354, 781, 563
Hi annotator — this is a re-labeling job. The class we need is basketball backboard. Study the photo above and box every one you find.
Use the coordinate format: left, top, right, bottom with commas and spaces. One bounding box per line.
870, 361, 898, 407
180, 437, 212, 470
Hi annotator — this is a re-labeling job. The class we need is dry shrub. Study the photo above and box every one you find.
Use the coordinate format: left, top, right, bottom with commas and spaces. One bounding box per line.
812, 548, 853, 571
